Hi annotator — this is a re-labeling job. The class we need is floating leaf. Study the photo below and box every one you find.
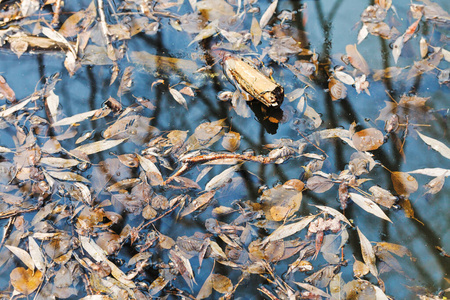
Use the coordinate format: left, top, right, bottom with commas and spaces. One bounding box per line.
188, 20, 219, 46
28, 237, 46, 273
137, 154, 163, 186
0, 75, 16, 102
251, 16, 262, 47
181, 191, 215, 217
222, 131, 240, 152
262, 214, 316, 245
346, 44, 370, 75
329, 78, 347, 101
52, 110, 97, 126
169, 87, 188, 109
72, 138, 126, 155
408, 168, 450, 177
46, 170, 90, 183
335, 71, 355, 85
205, 164, 240, 191
392, 34, 404, 64
417, 131, 450, 160
10, 267, 43, 296
5, 245, 35, 271
211, 274, 233, 294
356, 227, 378, 278
352, 128, 384, 151
261, 185, 302, 221
260, 0, 278, 29
350, 193, 392, 222
391, 172, 418, 196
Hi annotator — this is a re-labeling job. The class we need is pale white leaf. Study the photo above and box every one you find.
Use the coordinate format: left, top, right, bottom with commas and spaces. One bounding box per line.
46, 170, 90, 183
0, 146, 12, 153
357, 24, 369, 44
417, 131, 450, 160
356, 227, 378, 278
28, 237, 46, 272
0, 97, 33, 118
392, 34, 404, 64
335, 71, 355, 85
188, 20, 219, 46
262, 214, 316, 245
304, 104, 322, 129
294, 282, 330, 298
408, 168, 450, 177
40, 157, 79, 168
169, 88, 188, 109
374, 285, 389, 300
46, 90, 59, 122
73, 182, 92, 205
313, 205, 352, 226
73, 138, 126, 155
350, 193, 392, 223
137, 154, 163, 185
52, 109, 98, 126
260, 0, 278, 29
205, 165, 240, 191
5, 245, 35, 271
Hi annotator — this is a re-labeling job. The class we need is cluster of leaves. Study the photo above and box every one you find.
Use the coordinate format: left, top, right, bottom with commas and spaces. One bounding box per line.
0, 0, 449, 299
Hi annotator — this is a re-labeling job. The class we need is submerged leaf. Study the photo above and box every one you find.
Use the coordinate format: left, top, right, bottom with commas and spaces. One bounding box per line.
391, 172, 418, 196
356, 227, 378, 278
346, 44, 370, 75
10, 267, 43, 296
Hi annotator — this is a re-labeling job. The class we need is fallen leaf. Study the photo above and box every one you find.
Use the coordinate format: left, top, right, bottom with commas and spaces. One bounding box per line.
350, 193, 392, 222
169, 87, 188, 109
417, 131, 450, 160
352, 128, 384, 151
262, 214, 316, 245
260, 0, 278, 29
10, 267, 43, 296
346, 44, 370, 75
72, 138, 126, 155
356, 227, 378, 278
391, 172, 418, 196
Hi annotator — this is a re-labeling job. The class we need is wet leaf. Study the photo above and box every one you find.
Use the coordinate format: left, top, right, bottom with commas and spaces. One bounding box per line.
51, 110, 97, 126
424, 175, 445, 195
40, 157, 79, 168
72, 138, 126, 155
261, 184, 302, 221
369, 186, 396, 208
251, 17, 262, 47
181, 191, 215, 217
0, 97, 34, 118
417, 131, 450, 160
314, 205, 352, 226
211, 274, 233, 294
222, 131, 240, 152
357, 227, 378, 278
137, 154, 163, 186
260, 0, 278, 28
169, 249, 195, 289
346, 44, 370, 75
46, 170, 90, 183
408, 168, 450, 177
350, 193, 392, 222
353, 257, 370, 277
0, 75, 16, 102
5, 245, 35, 271
28, 237, 45, 272
335, 71, 355, 85
205, 164, 240, 191
262, 214, 316, 245
197, 273, 213, 299
352, 128, 384, 151
10, 267, 43, 295
188, 19, 219, 46
391, 172, 418, 196
329, 78, 347, 101
169, 87, 188, 109
307, 176, 334, 193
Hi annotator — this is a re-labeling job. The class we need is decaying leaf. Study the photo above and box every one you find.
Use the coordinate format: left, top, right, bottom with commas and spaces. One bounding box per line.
262, 214, 316, 245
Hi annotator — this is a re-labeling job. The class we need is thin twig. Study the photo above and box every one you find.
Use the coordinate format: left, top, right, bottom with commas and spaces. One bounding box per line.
296, 129, 328, 157
51, 0, 62, 26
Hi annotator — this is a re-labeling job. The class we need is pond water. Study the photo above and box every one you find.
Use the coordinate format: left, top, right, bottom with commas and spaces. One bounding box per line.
0, 0, 449, 299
